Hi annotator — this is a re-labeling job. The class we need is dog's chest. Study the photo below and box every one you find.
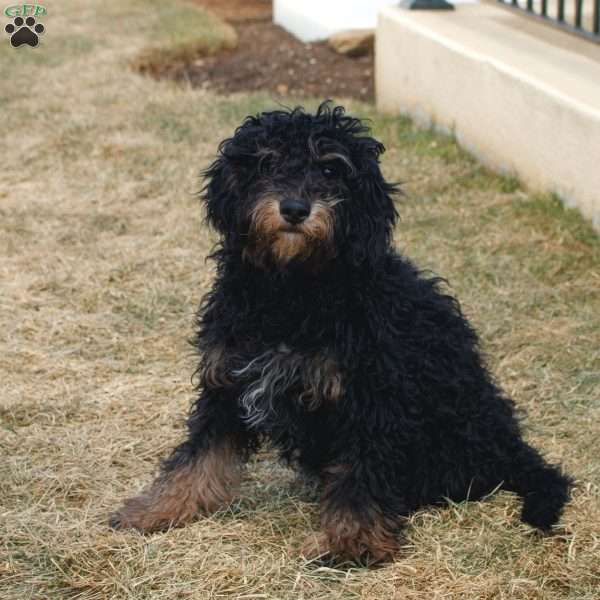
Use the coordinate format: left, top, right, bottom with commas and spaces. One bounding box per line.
231, 345, 342, 429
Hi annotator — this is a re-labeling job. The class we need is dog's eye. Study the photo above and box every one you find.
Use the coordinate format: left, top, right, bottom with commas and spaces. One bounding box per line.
321, 165, 336, 178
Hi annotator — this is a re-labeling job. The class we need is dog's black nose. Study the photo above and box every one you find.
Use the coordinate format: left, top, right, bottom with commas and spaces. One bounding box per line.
280, 198, 310, 224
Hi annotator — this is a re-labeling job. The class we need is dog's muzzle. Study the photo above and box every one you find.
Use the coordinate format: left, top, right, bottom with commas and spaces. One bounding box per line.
245, 195, 336, 269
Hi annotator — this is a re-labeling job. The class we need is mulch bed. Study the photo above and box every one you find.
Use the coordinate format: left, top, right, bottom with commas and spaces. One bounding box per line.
145, 5, 375, 102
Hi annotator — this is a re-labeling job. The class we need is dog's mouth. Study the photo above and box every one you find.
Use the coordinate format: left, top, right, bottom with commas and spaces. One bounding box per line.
278, 225, 305, 235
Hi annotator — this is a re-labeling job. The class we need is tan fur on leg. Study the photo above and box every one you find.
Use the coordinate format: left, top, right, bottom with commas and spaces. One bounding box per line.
109, 441, 241, 532
319, 505, 401, 563
303, 464, 402, 563
301, 508, 401, 564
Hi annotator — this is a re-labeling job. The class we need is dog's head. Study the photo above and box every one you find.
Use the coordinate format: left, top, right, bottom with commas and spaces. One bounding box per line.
203, 102, 398, 270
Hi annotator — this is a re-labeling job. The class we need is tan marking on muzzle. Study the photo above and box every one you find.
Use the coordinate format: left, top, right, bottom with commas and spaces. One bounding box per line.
244, 196, 336, 268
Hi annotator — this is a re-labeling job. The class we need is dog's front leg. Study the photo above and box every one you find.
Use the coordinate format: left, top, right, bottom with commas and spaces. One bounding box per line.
303, 461, 408, 564
109, 387, 252, 533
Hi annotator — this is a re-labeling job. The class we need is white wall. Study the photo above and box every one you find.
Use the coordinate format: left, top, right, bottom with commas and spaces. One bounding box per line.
274, 0, 398, 41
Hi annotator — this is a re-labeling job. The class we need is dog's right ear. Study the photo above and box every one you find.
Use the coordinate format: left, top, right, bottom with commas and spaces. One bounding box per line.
201, 149, 238, 236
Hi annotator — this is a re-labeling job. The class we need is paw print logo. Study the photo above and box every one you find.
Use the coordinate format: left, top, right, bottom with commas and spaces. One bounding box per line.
5, 16, 45, 48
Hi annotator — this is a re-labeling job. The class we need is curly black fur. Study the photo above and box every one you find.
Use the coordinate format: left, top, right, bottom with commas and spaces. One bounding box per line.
111, 102, 571, 563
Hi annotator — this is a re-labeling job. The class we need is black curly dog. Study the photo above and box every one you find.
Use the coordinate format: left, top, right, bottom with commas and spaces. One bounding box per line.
111, 102, 571, 562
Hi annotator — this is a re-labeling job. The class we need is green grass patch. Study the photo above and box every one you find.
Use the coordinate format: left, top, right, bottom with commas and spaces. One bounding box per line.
132, 2, 237, 74
512, 193, 600, 248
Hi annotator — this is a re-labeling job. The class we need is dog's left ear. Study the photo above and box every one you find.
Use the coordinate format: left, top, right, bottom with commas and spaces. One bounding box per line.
346, 137, 398, 264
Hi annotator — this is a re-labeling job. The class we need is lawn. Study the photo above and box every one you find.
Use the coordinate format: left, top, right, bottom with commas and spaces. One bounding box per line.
1, 1, 599, 598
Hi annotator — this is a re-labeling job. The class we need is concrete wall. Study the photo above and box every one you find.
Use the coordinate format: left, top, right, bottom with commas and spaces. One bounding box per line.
376, 5, 600, 230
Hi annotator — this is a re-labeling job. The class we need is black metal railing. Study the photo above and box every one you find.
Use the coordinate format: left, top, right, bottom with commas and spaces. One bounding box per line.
498, 0, 600, 42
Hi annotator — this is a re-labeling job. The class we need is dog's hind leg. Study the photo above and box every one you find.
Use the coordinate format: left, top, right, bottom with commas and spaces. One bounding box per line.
109, 388, 254, 532
505, 441, 572, 532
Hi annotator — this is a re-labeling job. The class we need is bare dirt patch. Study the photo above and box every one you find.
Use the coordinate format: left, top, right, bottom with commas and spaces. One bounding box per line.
139, 20, 375, 102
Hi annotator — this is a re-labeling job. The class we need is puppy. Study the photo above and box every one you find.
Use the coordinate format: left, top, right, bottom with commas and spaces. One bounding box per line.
110, 102, 571, 563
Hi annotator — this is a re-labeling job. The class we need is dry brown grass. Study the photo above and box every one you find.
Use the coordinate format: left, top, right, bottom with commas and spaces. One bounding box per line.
1, 1, 599, 598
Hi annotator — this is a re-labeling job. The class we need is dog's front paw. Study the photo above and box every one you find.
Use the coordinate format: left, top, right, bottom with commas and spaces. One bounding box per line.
301, 532, 332, 561
108, 496, 159, 532
301, 528, 400, 565
108, 509, 132, 531
309, 505, 404, 565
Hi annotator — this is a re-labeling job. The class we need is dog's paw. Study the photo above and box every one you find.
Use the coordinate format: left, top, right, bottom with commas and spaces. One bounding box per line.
108, 496, 166, 533
108, 508, 142, 532
108, 507, 138, 531
5, 16, 45, 48
301, 530, 399, 566
301, 532, 332, 561
108, 511, 129, 530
